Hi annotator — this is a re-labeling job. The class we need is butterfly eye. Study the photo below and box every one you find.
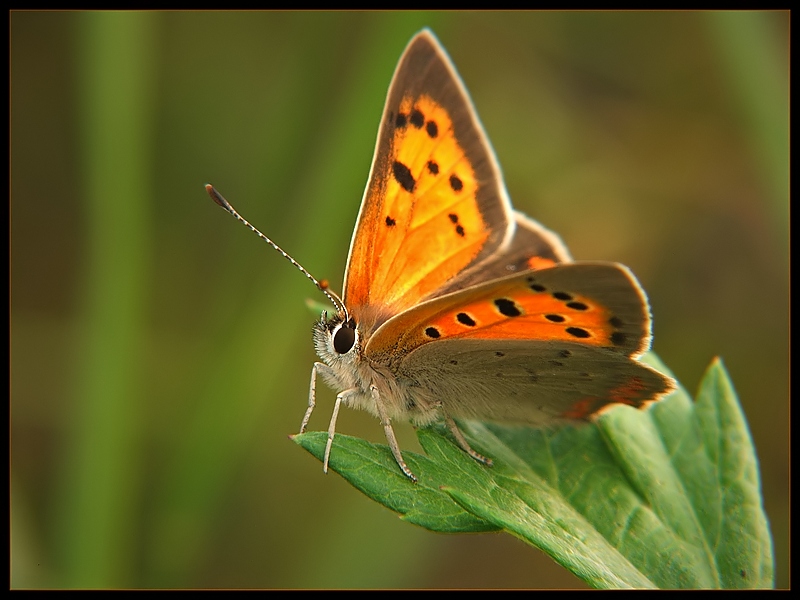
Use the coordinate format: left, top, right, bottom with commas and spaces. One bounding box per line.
332, 321, 357, 354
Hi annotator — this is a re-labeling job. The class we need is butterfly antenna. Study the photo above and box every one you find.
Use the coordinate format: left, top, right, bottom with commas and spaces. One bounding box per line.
206, 184, 349, 320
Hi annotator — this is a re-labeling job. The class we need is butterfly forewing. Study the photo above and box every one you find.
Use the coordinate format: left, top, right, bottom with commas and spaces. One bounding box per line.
342, 31, 515, 327
365, 262, 656, 366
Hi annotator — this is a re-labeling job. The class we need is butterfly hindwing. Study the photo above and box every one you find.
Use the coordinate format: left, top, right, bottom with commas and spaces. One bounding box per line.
395, 338, 673, 425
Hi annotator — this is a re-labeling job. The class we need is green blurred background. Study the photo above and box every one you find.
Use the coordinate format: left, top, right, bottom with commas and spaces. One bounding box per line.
11, 11, 788, 589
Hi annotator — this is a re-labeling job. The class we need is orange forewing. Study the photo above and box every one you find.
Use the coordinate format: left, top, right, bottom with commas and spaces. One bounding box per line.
421, 279, 615, 345
360, 95, 488, 313
343, 33, 513, 328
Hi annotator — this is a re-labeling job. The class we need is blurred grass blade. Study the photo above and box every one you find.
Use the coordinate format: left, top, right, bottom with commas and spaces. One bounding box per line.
54, 12, 159, 587
705, 11, 788, 238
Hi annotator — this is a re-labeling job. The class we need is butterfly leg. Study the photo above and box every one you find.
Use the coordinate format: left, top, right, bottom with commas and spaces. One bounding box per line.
444, 414, 493, 467
300, 361, 331, 433
371, 385, 418, 483
323, 387, 358, 474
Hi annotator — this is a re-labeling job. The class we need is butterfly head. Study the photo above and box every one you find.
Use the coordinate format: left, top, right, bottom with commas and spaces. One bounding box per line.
313, 312, 360, 366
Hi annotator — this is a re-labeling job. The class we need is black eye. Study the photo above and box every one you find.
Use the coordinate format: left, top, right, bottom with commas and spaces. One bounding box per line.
333, 323, 356, 354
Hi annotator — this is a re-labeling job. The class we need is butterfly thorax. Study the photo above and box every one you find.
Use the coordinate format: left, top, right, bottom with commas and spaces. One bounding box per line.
312, 313, 442, 425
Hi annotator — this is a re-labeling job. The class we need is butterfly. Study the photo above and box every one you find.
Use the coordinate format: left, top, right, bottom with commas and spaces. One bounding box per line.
208, 29, 674, 482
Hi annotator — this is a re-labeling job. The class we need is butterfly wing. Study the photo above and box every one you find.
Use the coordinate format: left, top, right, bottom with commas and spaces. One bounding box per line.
343, 30, 530, 329
397, 338, 672, 424
436, 211, 573, 296
364, 262, 674, 421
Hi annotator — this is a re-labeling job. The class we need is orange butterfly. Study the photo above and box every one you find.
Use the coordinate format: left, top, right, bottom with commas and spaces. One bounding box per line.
209, 29, 674, 482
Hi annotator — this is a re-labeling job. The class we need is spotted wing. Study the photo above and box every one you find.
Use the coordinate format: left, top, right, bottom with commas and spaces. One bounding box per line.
342, 30, 517, 329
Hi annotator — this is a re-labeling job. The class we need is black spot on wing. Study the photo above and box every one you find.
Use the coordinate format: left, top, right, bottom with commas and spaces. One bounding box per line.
393, 161, 416, 193
566, 327, 590, 339
456, 312, 476, 327
567, 301, 588, 311
448, 213, 466, 237
526, 276, 546, 293
424, 326, 441, 339
494, 298, 522, 317
426, 120, 438, 138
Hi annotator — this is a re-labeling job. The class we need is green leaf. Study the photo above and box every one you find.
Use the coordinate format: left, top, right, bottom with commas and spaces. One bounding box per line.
293, 356, 773, 589
291, 431, 499, 534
